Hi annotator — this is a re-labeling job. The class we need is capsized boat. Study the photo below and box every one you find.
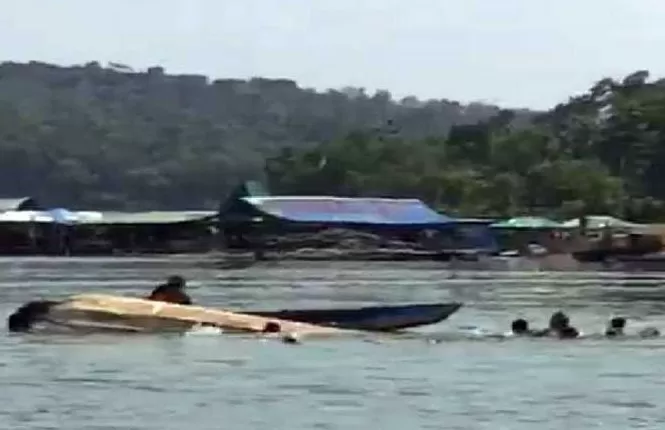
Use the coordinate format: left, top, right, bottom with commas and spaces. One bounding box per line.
7, 294, 462, 335
247, 302, 462, 331
7, 294, 349, 338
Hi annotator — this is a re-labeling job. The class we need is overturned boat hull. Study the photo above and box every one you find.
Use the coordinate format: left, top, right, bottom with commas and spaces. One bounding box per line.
7, 294, 348, 338
248, 303, 462, 331
7, 295, 462, 335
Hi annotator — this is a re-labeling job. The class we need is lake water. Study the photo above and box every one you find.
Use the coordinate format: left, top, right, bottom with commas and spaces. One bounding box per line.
2, 258, 665, 430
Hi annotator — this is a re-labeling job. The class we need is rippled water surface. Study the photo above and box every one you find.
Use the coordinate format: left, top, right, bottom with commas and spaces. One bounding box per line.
2, 257, 665, 429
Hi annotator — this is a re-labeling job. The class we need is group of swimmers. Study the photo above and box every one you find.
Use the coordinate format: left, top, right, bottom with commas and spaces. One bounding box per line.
131, 275, 665, 342
148, 275, 665, 340
509, 311, 661, 339
8, 273, 665, 346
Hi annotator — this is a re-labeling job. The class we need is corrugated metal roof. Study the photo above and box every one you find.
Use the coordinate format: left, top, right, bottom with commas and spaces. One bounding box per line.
0, 210, 217, 225
242, 196, 455, 226
78, 211, 217, 225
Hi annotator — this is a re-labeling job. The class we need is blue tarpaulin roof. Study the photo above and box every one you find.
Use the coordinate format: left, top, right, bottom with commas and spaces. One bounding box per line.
241, 196, 456, 226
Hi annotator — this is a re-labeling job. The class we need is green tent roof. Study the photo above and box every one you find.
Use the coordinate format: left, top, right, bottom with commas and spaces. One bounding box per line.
491, 216, 564, 229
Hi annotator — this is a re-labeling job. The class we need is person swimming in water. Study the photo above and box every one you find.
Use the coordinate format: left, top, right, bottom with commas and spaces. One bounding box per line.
509, 313, 578, 338
638, 327, 661, 338
524, 311, 579, 338
605, 316, 660, 338
605, 317, 626, 337
510, 318, 534, 336
547, 311, 579, 338
146, 275, 192, 305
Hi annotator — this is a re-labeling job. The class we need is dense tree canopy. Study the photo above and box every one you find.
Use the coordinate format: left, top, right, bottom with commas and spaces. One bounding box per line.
0, 62, 663, 221
268, 70, 665, 221
0, 61, 510, 210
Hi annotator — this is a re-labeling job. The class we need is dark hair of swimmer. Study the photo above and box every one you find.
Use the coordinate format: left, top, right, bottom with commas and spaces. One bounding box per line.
166, 275, 186, 288
262, 321, 282, 333
549, 311, 570, 330
511, 318, 529, 334
605, 317, 627, 337
7, 300, 59, 332
610, 317, 626, 329
548, 311, 580, 338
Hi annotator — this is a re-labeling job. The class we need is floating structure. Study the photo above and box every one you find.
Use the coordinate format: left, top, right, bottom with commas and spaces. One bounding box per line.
219, 181, 458, 246
218, 182, 497, 257
0, 185, 498, 257
0, 189, 659, 264
70, 211, 217, 254
226, 196, 456, 227
0, 196, 217, 255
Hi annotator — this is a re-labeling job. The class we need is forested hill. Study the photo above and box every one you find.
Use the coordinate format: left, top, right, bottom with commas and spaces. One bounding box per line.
3, 62, 661, 221
267, 70, 665, 221
0, 61, 522, 210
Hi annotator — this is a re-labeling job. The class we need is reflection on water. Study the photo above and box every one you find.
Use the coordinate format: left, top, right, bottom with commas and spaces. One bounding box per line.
2, 258, 665, 429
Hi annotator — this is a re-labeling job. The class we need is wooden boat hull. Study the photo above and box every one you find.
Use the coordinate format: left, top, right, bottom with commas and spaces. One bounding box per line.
7, 296, 462, 336
7, 294, 349, 338
248, 303, 462, 331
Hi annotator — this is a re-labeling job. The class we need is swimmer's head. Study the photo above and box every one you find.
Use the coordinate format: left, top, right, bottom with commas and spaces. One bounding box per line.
549, 311, 570, 330
610, 317, 626, 329
511, 318, 529, 335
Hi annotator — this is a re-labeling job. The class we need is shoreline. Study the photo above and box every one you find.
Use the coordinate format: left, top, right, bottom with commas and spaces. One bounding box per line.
0, 249, 654, 272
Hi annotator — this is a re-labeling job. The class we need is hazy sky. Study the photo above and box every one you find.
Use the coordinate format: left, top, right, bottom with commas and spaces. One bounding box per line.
1, 0, 663, 109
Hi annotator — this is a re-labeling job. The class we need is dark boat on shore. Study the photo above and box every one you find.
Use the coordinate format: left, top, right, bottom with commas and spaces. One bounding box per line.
248, 302, 463, 331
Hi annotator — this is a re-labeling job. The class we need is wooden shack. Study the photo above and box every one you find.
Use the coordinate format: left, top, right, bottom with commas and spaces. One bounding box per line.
69, 211, 219, 255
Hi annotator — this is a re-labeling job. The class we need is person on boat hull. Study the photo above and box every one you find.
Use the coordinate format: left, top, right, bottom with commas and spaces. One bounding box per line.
146, 275, 192, 305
